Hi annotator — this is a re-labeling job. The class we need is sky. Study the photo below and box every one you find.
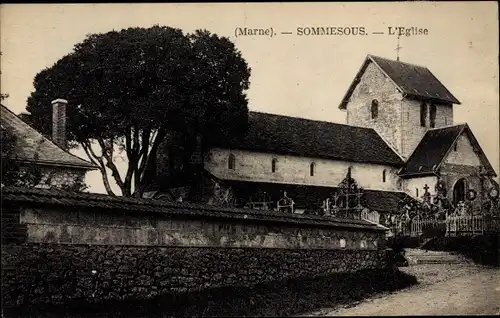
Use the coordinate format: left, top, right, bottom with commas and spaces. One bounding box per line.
1, 2, 499, 194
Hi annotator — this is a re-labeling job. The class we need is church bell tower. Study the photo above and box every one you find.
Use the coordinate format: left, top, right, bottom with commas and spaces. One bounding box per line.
338, 53, 460, 159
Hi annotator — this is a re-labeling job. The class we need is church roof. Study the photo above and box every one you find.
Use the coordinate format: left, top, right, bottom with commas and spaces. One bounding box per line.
213, 111, 404, 166
399, 124, 497, 177
339, 55, 461, 109
0, 104, 97, 170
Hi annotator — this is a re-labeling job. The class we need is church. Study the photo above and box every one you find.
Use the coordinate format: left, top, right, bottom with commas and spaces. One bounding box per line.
147, 54, 499, 222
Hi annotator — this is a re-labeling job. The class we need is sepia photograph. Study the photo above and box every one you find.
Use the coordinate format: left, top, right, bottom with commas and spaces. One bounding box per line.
1, 2, 499, 317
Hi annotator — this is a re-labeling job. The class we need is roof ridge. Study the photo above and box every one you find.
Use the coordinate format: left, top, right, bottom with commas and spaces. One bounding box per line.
367, 54, 430, 69
249, 110, 378, 131
426, 123, 467, 131
362, 188, 408, 194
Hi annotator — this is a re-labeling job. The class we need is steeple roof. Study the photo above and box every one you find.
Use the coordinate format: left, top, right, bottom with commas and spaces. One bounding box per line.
339, 55, 461, 109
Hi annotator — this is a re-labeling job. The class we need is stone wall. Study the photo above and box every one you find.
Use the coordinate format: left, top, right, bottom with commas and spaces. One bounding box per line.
444, 133, 482, 167
344, 61, 404, 154
206, 148, 400, 192
1, 244, 387, 307
1, 191, 389, 309
401, 100, 453, 159
440, 163, 484, 209
401, 175, 438, 198
342, 59, 456, 160
39, 166, 86, 190
19, 206, 383, 249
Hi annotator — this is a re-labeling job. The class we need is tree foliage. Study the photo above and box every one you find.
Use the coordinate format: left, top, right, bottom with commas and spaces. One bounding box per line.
0, 128, 41, 186
26, 26, 251, 197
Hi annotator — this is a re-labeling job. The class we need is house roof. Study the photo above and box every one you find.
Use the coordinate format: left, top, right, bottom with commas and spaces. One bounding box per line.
217, 178, 415, 214
1, 186, 384, 231
212, 111, 404, 166
339, 55, 461, 109
399, 124, 497, 177
362, 189, 411, 213
1, 104, 97, 170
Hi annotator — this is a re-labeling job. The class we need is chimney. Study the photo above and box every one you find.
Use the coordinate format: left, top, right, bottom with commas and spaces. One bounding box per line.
51, 98, 68, 150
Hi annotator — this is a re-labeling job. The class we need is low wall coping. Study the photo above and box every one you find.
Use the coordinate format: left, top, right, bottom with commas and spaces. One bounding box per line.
2, 186, 386, 232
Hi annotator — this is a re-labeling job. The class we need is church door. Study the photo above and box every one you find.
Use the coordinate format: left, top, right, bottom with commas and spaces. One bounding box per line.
453, 178, 467, 206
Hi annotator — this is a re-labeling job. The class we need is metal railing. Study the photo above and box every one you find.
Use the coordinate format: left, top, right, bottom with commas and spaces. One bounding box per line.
361, 209, 380, 224
446, 215, 484, 236
389, 215, 500, 237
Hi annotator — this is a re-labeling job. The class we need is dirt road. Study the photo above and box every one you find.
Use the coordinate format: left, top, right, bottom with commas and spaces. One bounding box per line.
319, 267, 500, 316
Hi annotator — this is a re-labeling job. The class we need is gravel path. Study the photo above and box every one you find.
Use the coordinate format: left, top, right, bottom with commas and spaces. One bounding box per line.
307, 263, 500, 316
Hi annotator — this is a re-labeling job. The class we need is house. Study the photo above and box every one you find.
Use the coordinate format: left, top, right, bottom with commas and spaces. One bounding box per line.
147, 54, 499, 221
1, 99, 97, 189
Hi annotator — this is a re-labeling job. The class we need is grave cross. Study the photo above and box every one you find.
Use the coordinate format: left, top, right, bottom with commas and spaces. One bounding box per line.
341, 188, 364, 218
423, 184, 430, 193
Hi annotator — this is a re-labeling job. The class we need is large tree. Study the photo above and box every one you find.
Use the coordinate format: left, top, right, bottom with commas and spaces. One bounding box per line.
26, 26, 251, 197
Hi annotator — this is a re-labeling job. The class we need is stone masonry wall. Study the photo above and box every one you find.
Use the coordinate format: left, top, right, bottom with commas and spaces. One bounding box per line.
37, 166, 86, 190
343, 60, 456, 160
1, 244, 387, 307
1, 201, 389, 308
401, 175, 438, 199
440, 163, 484, 210
444, 133, 482, 167
401, 99, 453, 159
19, 207, 384, 249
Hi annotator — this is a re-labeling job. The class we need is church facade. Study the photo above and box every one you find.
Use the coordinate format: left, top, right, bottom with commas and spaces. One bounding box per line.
149, 54, 499, 221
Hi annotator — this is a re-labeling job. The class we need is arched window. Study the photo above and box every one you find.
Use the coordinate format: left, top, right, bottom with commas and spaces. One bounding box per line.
271, 158, 277, 173
430, 104, 437, 128
416, 188, 419, 198
310, 162, 315, 176
420, 102, 427, 127
382, 169, 386, 183
228, 153, 235, 170
371, 99, 379, 120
